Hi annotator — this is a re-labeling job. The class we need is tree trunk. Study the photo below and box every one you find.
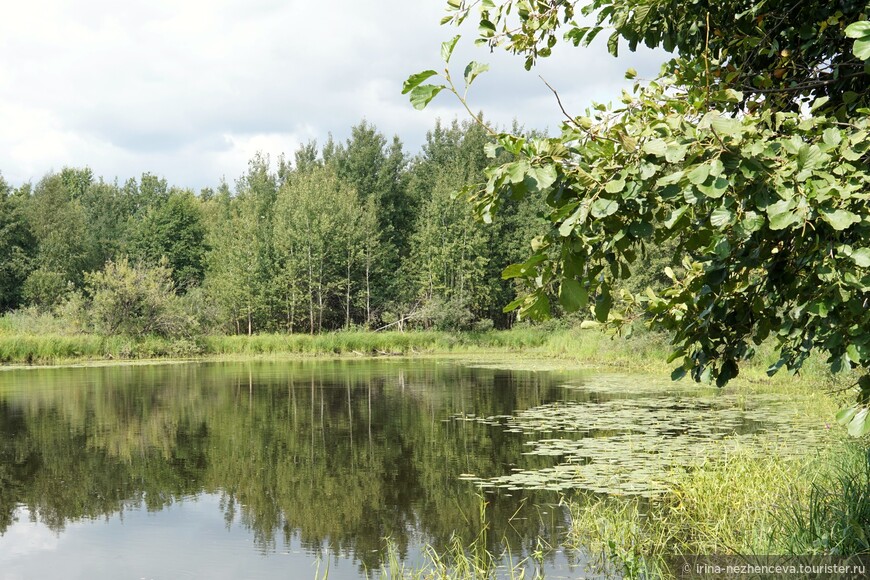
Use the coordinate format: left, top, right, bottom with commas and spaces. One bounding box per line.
345, 257, 352, 329
308, 246, 315, 335
365, 255, 371, 327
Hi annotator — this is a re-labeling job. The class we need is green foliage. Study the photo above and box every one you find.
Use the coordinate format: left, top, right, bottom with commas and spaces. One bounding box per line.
0, 175, 35, 311
409, 0, 870, 432
204, 157, 276, 335
85, 257, 195, 339
126, 188, 207, 289
3, 117, 559, 338
22, 268, 70, 309
416, 296, 476, 331
23, 172, 100, 306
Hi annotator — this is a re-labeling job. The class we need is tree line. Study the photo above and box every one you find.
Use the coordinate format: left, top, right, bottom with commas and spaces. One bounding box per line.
0, 119, 552, 336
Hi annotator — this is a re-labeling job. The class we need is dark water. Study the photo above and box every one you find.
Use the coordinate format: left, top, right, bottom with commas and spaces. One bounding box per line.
0, 359, 601, 579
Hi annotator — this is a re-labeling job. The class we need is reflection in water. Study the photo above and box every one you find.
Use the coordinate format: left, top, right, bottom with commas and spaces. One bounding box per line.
0, 359, 588, 577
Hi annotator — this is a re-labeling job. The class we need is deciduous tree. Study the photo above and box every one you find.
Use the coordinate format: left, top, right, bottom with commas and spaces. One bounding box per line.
406, 1, 870, 433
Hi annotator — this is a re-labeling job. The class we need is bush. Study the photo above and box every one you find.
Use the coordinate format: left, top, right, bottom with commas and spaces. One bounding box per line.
416, 296, 475, 331
22, 268, 69, 309
85, 257, 196, 339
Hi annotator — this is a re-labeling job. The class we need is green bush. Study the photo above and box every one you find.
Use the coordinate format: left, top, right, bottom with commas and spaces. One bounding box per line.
86, 257, 196, 339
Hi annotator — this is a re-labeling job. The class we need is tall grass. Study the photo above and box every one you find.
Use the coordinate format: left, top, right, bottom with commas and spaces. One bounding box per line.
358, 496, 542, 580
202, 329, 554, 357
0, 321, 661, 366
778, 443, 870, 556
568, 440, 870, 578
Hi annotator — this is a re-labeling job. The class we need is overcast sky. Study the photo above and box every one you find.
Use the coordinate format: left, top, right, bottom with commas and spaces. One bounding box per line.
0, 0, 664, 190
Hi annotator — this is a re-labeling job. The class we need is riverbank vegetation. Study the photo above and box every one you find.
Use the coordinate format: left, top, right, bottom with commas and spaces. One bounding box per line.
0, 118, 574, 338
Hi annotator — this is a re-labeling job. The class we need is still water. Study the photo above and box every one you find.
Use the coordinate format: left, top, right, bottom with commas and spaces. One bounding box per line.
0, 359, 815, 579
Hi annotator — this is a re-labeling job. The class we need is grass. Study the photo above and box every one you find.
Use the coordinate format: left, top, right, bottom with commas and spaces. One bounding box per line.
316, 496, 545, 580
0, 312, 675, 366
567, 439, 870, 578
778, 443, 870, 556
360, 495, 543, 580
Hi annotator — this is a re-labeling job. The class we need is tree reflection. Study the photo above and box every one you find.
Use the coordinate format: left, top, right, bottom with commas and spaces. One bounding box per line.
0, 360, 576, 570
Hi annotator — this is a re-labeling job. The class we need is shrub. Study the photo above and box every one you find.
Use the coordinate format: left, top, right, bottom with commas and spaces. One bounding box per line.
85, 257, 196, 339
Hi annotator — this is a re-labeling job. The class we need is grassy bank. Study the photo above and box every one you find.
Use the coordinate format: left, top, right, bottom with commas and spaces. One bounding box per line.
0, 323, 677, 366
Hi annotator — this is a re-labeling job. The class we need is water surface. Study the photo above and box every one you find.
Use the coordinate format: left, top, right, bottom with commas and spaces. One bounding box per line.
0, 358, 819, 579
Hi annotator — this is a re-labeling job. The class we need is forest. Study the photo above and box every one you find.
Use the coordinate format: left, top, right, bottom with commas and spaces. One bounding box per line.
0, 119, 587, 338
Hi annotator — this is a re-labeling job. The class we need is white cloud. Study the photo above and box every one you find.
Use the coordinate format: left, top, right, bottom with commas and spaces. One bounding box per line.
0, 508, 60, 561
0, 0, 665, 189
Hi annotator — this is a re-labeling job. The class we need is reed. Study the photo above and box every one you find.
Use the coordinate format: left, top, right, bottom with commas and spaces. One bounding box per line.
567, 439, 870, 578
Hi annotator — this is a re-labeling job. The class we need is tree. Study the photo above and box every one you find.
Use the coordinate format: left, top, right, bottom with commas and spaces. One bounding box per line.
332, 122, 413, 309
403, 120, 497, 325
80, 179, 137, 268
407, 2, 870, 433
204, 177, 273, 335
273, 164, 362, 333
0, 175, 35, 311
126, 188, 208, 289
23, 171, 100, 307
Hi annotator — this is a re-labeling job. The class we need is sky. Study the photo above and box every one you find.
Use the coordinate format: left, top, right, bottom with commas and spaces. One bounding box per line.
0, 0, 665, 190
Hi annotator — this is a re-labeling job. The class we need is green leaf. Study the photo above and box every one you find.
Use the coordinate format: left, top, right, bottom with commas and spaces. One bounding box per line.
464, 61, 490, 86
837, 405, 859, 426
409, 84, 444, 110
590, 198, 619, 218
769, 211, 800, 230
441, 35, 460, 62
664, 205, 689, 229
594, 285, 612, 322
606, 31, 619, 56
845, 21, 870, 39
642, 139, 668, 157
797, 144, 822, 172
524, 292, 551, 320
820, 208, 861, 231
501, 263, 526, 280
810, 96, 830, 112
604, 178, 625, 194
822, 128, 842, 147
687, 163, 710, 185
848, 408, 869, 438
850, 248, 870, 268
479, 19, 496, 36
527, 165, 557, 191
559, 201, 590, 237
740, 212, 765, 233
665, 143, 688, 163
807, 301, 830, 318
716, 359, 739, 387
710, 115, 742, 137
618, 133, 637, 152
710, 206, 734, 228
767, 199, 799, 230
558, 278, 588, 313
402, 70, 439, 94
846, 21, 870, 59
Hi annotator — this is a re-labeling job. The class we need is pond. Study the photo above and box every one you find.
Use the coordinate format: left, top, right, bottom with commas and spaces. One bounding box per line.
0, 358, 820, 579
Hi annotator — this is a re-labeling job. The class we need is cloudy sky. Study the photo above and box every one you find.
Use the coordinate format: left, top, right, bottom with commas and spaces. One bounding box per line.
0, 0, 664, 190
